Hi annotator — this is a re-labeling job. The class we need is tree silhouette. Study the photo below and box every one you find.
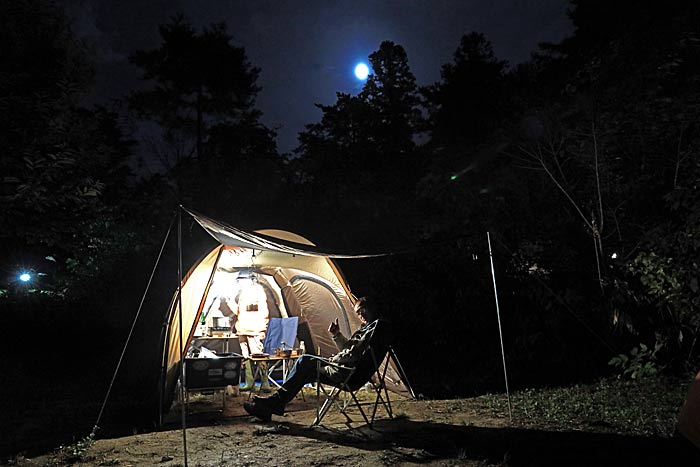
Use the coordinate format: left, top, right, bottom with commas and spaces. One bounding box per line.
360, 41, 423, 164
129, 15, 261, 164
294, 41, 425, 245
128, 15, 285, 223
423, 32, 508, 149
0, 0, 139, 299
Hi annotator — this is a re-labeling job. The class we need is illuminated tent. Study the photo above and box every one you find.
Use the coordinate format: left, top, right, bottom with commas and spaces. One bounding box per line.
159, 209, 413, 417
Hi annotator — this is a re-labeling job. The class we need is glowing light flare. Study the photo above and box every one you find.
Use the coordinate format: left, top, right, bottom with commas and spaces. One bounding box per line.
236, 279, 269, 334
19, 273, 31, 282
354, 62, 369, 80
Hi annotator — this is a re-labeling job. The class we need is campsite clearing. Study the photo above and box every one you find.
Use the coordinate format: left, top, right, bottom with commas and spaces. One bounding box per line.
9, 378, 698, 467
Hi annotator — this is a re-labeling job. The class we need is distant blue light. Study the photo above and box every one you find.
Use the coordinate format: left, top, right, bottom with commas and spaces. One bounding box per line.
354, 62, 369, 81
19, 273, 31, 282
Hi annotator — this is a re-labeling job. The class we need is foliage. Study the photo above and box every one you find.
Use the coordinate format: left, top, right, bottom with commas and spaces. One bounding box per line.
503, 0, 700, 375
59, 435, 94, 463
128, 15, 284, 224
129, 14, 261, 162
609, 335, 666, 380
4, 0, 700, 427
297, 40, 424, 178
359, 41, 424, 159
475, 375, 688, 437
289, 1, 700, 386
293, 41, 425, 248
0, 0, 151, 301
423, 32, 509, 148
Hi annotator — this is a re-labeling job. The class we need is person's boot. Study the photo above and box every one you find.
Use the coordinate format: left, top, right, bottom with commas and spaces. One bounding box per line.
240, 361, 255, 392
244, 394, 285, 421
254, 388, 290, 410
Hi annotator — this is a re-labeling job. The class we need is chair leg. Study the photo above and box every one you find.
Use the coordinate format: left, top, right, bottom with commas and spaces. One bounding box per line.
369, 384, 393, 424
348, 391, 371, 426
312, 398, 331, 426
311, 353, 401, 428
312, 385, 341, 426
372, 361, 394, 422
388, 346, 417, 400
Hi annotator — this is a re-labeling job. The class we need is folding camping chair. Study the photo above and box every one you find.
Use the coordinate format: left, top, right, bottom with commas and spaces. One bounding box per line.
263, 317, 299, 356
311, 320, 395, 427
258, 317, 299, 387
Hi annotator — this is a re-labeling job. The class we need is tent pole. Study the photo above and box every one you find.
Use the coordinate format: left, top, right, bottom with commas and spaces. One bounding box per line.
487, 231, 512, 422
178, 206, 189, 467
91, 214, 175, 438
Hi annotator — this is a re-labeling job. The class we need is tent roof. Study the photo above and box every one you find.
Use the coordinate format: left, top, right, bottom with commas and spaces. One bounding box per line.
186, 208, 385, 259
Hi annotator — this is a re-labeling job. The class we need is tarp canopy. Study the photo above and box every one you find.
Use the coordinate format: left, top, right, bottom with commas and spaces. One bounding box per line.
186, 208, 384, 259
159, 210, 411, 416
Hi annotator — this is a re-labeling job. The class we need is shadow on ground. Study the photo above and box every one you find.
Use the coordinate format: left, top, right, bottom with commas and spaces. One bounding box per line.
274, 416, 700, 466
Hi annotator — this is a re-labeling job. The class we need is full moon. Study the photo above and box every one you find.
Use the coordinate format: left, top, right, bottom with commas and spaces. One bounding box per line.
354, 62, 369, 80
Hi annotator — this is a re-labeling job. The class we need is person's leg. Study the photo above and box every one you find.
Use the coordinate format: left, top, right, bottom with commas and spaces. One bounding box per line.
259, 361, 271, 392
244, 355, 334, 420
240, 360, 255, 391
239, 338, 254, 391
271, 355, 332, 403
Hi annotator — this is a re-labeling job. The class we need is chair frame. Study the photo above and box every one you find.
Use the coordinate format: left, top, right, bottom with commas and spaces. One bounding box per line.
312, 345, 396, 427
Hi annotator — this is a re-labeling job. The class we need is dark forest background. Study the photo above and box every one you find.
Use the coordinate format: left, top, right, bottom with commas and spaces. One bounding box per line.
1, 0, 699, 456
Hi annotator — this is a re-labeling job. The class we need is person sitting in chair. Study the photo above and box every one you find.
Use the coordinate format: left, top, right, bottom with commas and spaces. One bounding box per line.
243, 296, 387, 421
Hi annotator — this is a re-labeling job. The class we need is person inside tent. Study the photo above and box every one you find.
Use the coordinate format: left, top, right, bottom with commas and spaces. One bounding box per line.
204, 294, 237, 333
243, 297, 389, 421
235, 275, 271, 391
197, 275, 239, 338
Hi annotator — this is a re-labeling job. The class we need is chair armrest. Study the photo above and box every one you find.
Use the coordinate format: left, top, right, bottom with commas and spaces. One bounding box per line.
314, 358, 357, 385
319, 361, 355, 372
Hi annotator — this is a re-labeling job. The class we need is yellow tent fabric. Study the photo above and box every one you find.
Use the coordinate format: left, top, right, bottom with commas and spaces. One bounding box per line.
160, 216, 411, 413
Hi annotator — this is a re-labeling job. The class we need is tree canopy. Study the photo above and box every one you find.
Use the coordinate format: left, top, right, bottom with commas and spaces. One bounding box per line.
3, 0, 699, 400
0, 0, 138, 299
128, 15, 284, 223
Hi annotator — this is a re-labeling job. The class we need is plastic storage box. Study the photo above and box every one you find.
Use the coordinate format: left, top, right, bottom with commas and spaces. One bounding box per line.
184, 354, 242, 390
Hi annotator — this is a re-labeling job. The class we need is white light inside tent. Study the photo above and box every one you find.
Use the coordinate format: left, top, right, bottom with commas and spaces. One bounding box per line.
611, 252, 618, 259
217, 248, 247, 269
19, 273, 31, 282
236, 278, 269, 334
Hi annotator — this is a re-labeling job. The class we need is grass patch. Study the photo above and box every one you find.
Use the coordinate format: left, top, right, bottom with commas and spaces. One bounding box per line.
471, 375, 689, 437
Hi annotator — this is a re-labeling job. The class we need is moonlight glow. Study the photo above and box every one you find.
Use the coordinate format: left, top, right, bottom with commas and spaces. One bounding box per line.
354, 62, 369, 80
19, 273, 31, 282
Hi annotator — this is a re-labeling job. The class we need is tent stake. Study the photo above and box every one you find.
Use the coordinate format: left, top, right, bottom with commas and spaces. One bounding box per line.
178, 207, 189, 467
487, 232, 512, 422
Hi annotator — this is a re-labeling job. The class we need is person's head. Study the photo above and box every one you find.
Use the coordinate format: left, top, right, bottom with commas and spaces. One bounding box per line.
354, 296, 378, 324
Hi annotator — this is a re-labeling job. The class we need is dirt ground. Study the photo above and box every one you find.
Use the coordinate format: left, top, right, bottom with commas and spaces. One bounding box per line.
9, 387, 699, 467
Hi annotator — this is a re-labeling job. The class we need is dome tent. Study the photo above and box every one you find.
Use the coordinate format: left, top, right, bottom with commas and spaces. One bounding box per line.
159, 208, 413, 419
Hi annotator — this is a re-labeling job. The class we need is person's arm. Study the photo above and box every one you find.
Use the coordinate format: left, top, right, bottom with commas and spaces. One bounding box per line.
332, 332, 348, 349
330, 321, 377, 365
328, 317, 348, 349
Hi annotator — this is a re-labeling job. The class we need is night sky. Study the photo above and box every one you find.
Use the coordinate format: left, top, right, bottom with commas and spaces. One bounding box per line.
58, 0, 572, 154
